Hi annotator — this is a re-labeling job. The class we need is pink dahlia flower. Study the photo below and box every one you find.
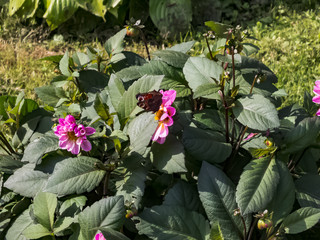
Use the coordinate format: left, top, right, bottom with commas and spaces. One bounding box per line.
54, 115, 95, 155
312, 80, 320, 116
152, 90, 176, 144
95, 232, 106, 240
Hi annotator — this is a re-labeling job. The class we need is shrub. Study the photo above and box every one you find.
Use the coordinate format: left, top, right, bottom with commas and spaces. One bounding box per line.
0, 25, 320, 240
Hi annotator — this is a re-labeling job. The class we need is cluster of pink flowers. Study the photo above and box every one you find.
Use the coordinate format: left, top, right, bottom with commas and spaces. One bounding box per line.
312, 80, 320, 116
152, 90, 176, 144
54, 115, 95, 155
95, 233, 106, 240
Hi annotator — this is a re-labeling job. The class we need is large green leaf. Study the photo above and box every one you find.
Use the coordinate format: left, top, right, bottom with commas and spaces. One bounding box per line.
163, 180, 203, 213
282, 117, 320, 154
149, 0, 192, 38
182, 126, 232, 163
78, 70, 109, 93
233, 94, 280, 131
205, 21, 231, 38
280, 207, 320, 234
166, 40, 195, 54
236, 157, 280, 215
35, 86, 69, 107
198, 161, 247, 240
100, 228, 130, 240
126, 112, 157, 154
117, 75, 163, 124
22, 224, 52, 239
234, 56, 278, 97
5, 207, 33, 240
0, 155, 24, 174
21, 135, 59, 164
8, 0, 25, 15
136, 205, 210, 240
104, 28, 127, 56
59, 195, 87, 217
107, 74, 125, 111
4, 164, 49, 197
193, 83, 221, 99
150, 134, 187, 174
152, 50, 190, 68
76, 0, 106, 18
45, 156, 106, 196
15, 0, 40, 18
267, 160, 295, 226
33, 192, 57, 230
183, 57, 223, 94
43, 0, 79, 30
78, 196, 125, 240
296, 174, 320, 208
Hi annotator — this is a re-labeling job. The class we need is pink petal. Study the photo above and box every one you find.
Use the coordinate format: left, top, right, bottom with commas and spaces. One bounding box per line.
59, 118, 65, 126
65, 115, 76, 124
313, 87, 320, 95
316, 108, 320, 116
156, 137, 166, 144
315, 80, 320, 87
95, 233, 106, 240
81, 140, 92, 152
166, 106, 176, 116
312, 95, 320, 104
71, 143, 80, 155
59, 134, 69, 141
59, 139, 69, 149
163, 116, 174, 126
161, 90, 176, 107
243, 133, 258, 141
151, 125, 161, 142
158, 123, 169, 138
85, 127, 96, 135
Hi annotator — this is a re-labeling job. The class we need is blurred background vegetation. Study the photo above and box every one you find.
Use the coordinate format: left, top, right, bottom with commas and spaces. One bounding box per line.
0, 0, 319, 107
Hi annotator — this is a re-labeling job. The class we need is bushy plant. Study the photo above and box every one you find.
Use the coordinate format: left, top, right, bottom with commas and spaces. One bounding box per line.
0, 23, 320, 240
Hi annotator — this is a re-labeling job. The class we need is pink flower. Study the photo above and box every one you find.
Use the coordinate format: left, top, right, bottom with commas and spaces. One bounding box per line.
54, 115, 96, 155
312, 80, 320, 116
243, 133, 258, 141
95, 232, 106, 240
152, 90, 176, 144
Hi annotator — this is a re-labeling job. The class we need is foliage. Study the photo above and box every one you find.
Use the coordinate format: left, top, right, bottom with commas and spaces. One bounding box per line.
1, 22, 320, 240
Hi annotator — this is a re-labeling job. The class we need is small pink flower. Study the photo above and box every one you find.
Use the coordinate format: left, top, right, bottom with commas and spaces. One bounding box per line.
95, 232, 106, 240
243, 133, 258, 141
312, 80, 320, 116
152, 90, 176, 144
54, 115, 96, 155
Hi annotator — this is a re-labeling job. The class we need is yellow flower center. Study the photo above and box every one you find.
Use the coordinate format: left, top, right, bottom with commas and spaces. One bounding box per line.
154, 107, 164, 121
67, 131, 78, 141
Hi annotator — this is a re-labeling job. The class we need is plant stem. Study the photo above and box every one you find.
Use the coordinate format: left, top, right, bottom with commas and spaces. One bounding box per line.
0, 142, 11, 155
103, 171, 111, 196
231, 46, 236, 89
0, 131, 15, 154
289, 148, 308, 173
250, 75, 258, 94
247, 218, 258, 240
231, 118, 236, 145
240, 215, 247, 239
138, 28, 151, 61
219, 90, 229, 143
205, 36, 214, 60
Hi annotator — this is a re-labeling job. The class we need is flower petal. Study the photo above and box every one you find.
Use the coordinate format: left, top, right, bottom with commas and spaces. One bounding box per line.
85, 127, 96, 135
312, 95, 320, 104
161, 90, 176, 107
151, 125, 161, 141
81, 140, 92, 152
65, 115, 76, 124
95, 233, 106, 240
317, 108, 320, 116
156, 137, 166, 144
166, 106, 176, 116
71, 143, 80, 155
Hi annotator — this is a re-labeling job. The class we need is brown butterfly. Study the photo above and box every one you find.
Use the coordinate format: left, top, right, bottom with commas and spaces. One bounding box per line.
136, 90, 163, 113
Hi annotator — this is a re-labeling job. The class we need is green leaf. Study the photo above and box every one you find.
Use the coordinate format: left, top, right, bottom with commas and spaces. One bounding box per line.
233, 94, 280, 131
78, 196, 125, 240
45, 156, 106, 196
0, 155, 24, 174
303, 91, 319, 116
193, 83, 221, 99
282, 117, 320, 154
182, 126, 232, 163
8, 0, 26, 15
53, 216, 74, 233
183, 57, 223, 94
198, 161, 246, 239
78, 70, 109, 93
4, 164, 49, 198
5, 207, 33, 240
12, 116, 41, 148
43, 0, 79, 30
296, 174, 320, 208
21, 135, 59, 164
33, 192, 57, 230
35, 86, 69, 107
23, 224, 52, 239
99, 228, 130, 240
149, 0, 192, 38
107, 74, 125, 111
280, 207, 320, 234
242, 43, 260, 56
267, 160, 295, 226
236, 157, 280, 215
136, 205, 210, 240
205, 21, 231, 38
152, 50, 190, 68
166, 41, 195, 54
151, 134, 187, 174
40, 55, 63, 64
117, 75, 163, 124
59, 50, 71, 76
163, 180, 203, 213
127, 112, 158, 154
76, 0, 107, 18
14, 0, 40, 18
234, 56, 278, 97
59, 195, 87, 217
104, 28, 127, 56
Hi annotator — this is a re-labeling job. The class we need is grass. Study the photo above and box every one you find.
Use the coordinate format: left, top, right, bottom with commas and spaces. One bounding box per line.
0, 3, 319, 108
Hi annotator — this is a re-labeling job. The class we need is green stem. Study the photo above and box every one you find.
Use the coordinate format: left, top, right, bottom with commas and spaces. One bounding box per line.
103, 171, 111, 196
219, 90, 229, 143
240, 215, 247, 239
250, 75, 258, 94
0, 142, 11, 155
205, 36, 214, 60
247, 217, 258, 240
0, 131, 15, 154
231, 46, 236, 89
138, 28, 151, 61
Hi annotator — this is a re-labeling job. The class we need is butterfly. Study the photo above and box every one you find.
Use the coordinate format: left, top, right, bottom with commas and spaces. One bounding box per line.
136, 90, 163, 113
